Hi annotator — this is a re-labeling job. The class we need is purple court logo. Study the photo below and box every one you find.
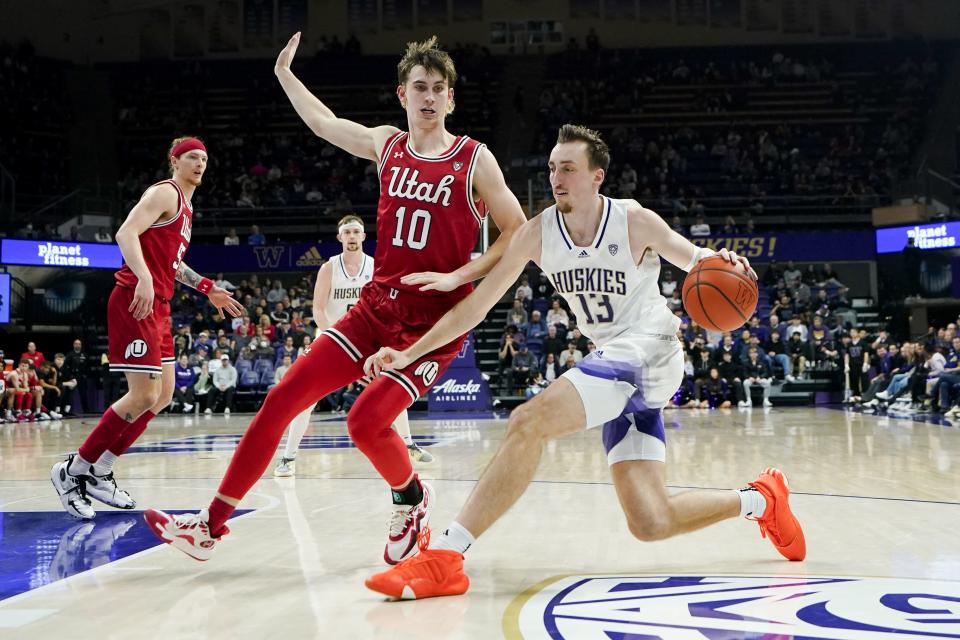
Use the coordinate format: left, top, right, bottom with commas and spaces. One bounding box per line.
507, 575, 960, 639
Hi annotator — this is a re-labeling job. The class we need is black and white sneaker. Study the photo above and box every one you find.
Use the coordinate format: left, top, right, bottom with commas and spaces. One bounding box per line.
50, 454, 95, 520
84, 470, 136, 509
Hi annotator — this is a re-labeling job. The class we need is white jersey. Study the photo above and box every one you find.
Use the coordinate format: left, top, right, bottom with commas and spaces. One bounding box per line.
539, 196, 680, 347
325, 253, 374, 322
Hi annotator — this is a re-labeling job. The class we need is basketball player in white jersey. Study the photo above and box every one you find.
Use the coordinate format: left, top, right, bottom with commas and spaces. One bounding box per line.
274, 215, 433, 477
364, 125, 806, 599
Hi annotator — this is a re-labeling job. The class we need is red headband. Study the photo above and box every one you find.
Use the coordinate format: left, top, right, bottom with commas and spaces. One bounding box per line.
170, 138, 207, 158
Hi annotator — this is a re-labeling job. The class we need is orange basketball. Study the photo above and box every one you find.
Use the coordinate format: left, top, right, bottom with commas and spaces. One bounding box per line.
681, 255, 758, 332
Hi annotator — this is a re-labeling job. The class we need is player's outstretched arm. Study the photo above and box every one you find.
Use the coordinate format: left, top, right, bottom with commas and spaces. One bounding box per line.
401, 146, 527, 292
628, 202, 756, 277
311, 262, 333, 330
274, 32, 398, 163
175, 261, 245, 319
116, 184, 179, 320
367, 218, 541, 376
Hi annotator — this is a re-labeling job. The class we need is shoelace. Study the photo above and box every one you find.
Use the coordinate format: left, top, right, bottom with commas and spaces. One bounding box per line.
388, 504, 415, 537
393, 528, 440, 578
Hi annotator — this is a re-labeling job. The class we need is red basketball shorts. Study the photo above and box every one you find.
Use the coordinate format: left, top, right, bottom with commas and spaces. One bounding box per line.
320, 282, 467, 402
107, 285, 174, 375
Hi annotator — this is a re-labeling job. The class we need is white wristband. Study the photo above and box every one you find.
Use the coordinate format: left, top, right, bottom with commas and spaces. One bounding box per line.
682, 246, 715, 272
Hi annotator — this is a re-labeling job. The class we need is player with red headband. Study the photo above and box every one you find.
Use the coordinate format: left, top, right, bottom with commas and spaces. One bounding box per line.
144, 34, 526, 563
51, 136, 244, 520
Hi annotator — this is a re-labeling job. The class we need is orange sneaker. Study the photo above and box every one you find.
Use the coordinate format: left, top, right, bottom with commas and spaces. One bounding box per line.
365, 528, 470, 600
748, 467, 806, 561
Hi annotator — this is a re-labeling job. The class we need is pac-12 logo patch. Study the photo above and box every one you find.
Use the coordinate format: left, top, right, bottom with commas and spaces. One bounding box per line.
506, 574, 960, 639
124, 339, 148, 359
414, 361, 439, 386
608, 243, 618, 256
453, 161, 463, 171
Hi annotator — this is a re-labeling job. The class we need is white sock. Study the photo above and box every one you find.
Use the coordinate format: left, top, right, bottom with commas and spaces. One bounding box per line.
68, 453, 95, 476
392, 409, 414, 446
736, 487, 767, 519
93, 450, 119, 476
431, 521, 476, 555
283, 407, 313, 459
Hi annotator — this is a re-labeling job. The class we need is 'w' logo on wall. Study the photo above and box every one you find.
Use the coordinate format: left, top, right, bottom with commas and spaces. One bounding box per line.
253, 246, 286, 269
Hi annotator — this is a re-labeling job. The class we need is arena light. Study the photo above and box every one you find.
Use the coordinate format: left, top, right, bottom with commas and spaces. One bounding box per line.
0, 239, 123, 269
875, 221, 960, 254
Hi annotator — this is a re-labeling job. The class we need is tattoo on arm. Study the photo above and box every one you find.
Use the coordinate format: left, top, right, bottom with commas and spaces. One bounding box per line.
175, 262, 203, 289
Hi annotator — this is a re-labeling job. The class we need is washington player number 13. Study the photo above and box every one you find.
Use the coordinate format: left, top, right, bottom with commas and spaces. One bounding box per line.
392, 206, 432, 250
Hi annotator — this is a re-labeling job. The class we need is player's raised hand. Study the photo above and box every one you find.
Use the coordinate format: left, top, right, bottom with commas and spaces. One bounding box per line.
208, 286, 245, 319
275, 32, 301, 74
716, 247, 757, 281
129, 278, 155, 321
400, 271, 463, 293
364, 347, 412, 378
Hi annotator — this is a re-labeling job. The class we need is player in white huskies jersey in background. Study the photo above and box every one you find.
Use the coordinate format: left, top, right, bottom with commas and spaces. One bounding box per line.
364, 124, 805, 600
274, 214, 433, 477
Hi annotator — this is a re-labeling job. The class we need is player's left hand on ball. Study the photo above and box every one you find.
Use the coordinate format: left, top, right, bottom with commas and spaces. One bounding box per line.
364, 347, 409, 377
400, 271, 462, 293
716, 248, 757, 280
208, 287, 245, 319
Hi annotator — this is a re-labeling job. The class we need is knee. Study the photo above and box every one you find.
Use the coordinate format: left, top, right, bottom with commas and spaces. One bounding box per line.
505, 403, 547, 444
138, 387, 162, 411
625, 514, 672, 542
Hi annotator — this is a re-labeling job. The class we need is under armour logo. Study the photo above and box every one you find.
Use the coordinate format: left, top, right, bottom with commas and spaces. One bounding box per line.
394, 151, 404, 159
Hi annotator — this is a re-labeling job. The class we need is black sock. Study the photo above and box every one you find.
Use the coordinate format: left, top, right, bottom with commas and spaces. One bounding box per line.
391, 477, 423, 506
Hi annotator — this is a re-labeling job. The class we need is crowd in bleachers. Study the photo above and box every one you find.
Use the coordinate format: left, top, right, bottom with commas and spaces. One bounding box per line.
528, 42, 942, 227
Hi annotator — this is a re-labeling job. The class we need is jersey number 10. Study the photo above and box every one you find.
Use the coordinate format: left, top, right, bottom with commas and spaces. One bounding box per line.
392, 206, 432, 250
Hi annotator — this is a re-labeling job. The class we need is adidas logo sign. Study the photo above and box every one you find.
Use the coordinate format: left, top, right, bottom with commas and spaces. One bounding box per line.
578, 250, 590, 258
296, 246, 324, 267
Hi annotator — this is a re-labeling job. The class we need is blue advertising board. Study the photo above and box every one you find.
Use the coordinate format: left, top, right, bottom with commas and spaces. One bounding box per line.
875, 221, 960, 254
690, 231, 874, 262
428, 333, 492, 412
0, 239, 123, 269
0, 273, 10, 324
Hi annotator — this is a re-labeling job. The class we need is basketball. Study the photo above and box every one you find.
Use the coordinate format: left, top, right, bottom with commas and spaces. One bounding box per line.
682, 255, 758, 332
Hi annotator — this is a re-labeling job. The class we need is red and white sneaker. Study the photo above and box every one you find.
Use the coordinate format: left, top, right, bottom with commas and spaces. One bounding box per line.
384, 480, 434, 565
143, 508, 229, 562
748, 467, 806, 561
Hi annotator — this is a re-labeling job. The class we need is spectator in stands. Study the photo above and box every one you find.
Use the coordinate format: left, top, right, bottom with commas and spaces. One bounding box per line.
712, 334, 736, 365
809, 315, 831, 344
541, 325, 564, 359
717, 351, 746, 405
224, 228, 240, 246
831, 287, 856, 327
248, 224, 266, 246
747, 316, 769, 344
515, 274, 532, 307
206, 354, 237, 415
258, 314, 277, 344
522, 310, 547, 341
768, 314, 784, 338
569, 327, 589, 354
660, 270, 677, 297
511, 344, 537, 394
216, 334, 236, 362
506, 298, 528, 328
276, 336, 297, 364
193, 361, 212, 411
546, 299, 570, 329
193, 331, 213, 354
721, 215, 738, 234
840, 329, 869, 400
741, 347, 773, 408
52, 353, 76, 416
764, 329, 793, 380
534, 273, 554, 299
235, 315, 254, 340
297, 334, 312, 358
541, 352, 561, 384
787, 330, 812, 378
94, 226, 112, 243
249, 327, 274, 358
819, 263, 844, 289
770, 294, 795, 323
666, 289, 683, 312
560, 341, 584, 366
783, 261, 802, 288
689, 215, 710, 237
190, 345, 210, 368
270, 301, 290, 323
498, 328, 518, 395
935, 338, 960, 414
173, 354, 196, 413
267, 281, 287, 305
21, 342, 44, 370
273, 355, 293, 388
215, 272, 237, 291
786, 316, 808, 342
696, 368, 732, 409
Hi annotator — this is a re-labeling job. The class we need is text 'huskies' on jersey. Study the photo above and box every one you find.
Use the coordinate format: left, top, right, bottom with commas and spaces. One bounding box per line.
375, 132, 486, 301
326, 253, 374, 320
541, 196, 679, 347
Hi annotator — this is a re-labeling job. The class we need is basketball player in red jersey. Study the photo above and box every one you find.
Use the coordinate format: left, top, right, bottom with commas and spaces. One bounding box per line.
51, 137, 243, 520
144, 33, 526, 562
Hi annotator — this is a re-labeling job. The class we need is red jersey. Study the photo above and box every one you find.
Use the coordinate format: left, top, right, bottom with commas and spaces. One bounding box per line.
20, 351, 44, 370
115, 179, 193, 301
375, 132, 486, 303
